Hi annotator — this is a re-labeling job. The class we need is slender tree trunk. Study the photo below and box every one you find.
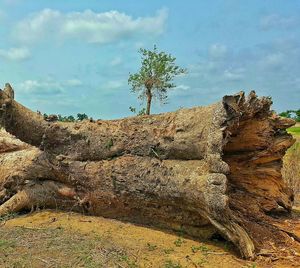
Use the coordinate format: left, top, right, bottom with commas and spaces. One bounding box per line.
0, 86, 299, 260
146, 87, 152, 115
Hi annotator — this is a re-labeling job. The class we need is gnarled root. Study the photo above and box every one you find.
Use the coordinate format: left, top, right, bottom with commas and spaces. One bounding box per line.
0, 181, 77, 217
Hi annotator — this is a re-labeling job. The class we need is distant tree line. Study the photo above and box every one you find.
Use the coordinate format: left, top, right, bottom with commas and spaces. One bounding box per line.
279, 109, 300, 122
43, 113, 89, 122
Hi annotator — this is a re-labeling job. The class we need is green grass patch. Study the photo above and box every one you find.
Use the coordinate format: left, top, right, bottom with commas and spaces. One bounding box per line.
174, 237, 185, 247
0, 226, 137, 268
0, 212, 19, 222
288, 127, 300, 136
191, 244, 210, 254
164, 260, 183, 268
0, 239, 16, 249
163, 248, 175, 254
146, 242, 157, 251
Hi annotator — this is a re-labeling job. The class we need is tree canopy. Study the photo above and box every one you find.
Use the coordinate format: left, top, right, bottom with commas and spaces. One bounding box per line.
279, 109, 300, 122
128, 45, 186, 115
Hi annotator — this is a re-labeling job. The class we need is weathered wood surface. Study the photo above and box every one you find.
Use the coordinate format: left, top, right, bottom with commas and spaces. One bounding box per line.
0, 84, 298, 260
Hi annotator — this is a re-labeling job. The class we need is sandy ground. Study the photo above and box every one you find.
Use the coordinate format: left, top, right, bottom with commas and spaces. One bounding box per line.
1, 210, 299, 268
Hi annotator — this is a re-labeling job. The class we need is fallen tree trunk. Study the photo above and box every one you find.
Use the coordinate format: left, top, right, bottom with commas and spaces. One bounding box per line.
0, 84, 298, 260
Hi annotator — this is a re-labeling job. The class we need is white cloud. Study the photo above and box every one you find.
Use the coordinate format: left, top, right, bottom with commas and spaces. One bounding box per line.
187, 61, 217, 78
104, 80, 125, 90
13, 8, 168, 44
0, 47, 30, 61
18, 78, 82, 95
260, 52, 285, 69
110, 56, 122, 66
223, 68, 245, 81
64, 79, 83, 87
169, 84, 190, 97
209, 43, 227, 59
18, 79, 64, 95
260, 14, 298, 30
175, 84, 190, 91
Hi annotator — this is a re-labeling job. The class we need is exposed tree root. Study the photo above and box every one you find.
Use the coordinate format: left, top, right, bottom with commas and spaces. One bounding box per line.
0, 181, 78, 217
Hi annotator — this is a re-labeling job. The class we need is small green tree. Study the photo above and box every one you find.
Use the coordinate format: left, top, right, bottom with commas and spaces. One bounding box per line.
279, 111, 292, 118
295, 109, 300, 122
77, 113, 88, 121
128, 45, 186, 115
67, 115, 75, 122
129, 106, 146, 116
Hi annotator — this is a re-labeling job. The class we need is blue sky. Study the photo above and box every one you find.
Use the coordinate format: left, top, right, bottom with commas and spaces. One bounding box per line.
0, 0, 299, 119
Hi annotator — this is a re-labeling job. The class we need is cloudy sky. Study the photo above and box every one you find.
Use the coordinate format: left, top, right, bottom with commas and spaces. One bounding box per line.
0, 0, 299, 119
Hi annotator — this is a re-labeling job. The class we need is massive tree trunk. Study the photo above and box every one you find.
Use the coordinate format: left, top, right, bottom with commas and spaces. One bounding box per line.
0, 85, 298, 260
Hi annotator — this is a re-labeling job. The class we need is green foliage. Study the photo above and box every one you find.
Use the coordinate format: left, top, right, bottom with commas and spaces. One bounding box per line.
242, 264, 257, 268
163, 248, 174, 254
164, 260, 182, 268
77, 113, 88, 121
43, 113, 90, 122
191, 244, 209, 254
106, 138, 114, 149
0, 239, 16, 249
118, 254, 138, 268
279, 109, 300, 122
137, 108, 146, 116
146, 242, 157, 251
288, 127, 300, 136
128, 45, 186, 114
129, 106, 146, 116
129, 106, 136, 113
0, 212, 18, 222
174, 237, 185, 247
58, 114, 75, 122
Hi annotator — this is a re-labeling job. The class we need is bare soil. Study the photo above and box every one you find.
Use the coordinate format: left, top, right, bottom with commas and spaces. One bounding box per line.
1, 210, 300, 268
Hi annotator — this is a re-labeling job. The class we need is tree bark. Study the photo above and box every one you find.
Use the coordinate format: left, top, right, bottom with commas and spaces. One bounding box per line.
146, 87, 152, 115
0, 85, 298, 260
